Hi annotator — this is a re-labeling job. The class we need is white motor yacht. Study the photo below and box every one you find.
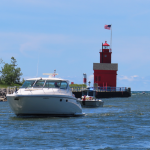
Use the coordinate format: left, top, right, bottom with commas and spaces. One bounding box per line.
7, 77, 83, 116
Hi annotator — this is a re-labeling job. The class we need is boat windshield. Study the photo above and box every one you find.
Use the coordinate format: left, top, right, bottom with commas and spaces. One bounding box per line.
88, 91, 93, 96
82, 91, 93, 96
82, 91, 88, 96
21, 80, 36, 88
21, 80, 68, 89
33, 80, 45, 88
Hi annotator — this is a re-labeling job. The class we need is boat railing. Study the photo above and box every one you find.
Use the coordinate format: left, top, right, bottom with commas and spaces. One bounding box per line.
71, 87, 129, 92
7, 86, 129, 94
71, 87, 87, 92
7, 86, 21, 94
7, 86, 72, 96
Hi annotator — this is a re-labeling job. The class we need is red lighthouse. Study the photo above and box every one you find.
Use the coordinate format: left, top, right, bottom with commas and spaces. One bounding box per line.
93, 41, 118, 88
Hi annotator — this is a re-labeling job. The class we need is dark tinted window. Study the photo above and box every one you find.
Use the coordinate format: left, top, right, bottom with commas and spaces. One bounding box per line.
82, 91, 87, 96
44, 81, 61, 88
88, 91, 93, 96
33, 80, 45, 88
44, 81, 68, 89
21, 80, 36, 88
60, 81, 68, 89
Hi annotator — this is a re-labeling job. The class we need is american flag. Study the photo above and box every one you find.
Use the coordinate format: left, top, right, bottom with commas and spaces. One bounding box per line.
104, 25, 111, 30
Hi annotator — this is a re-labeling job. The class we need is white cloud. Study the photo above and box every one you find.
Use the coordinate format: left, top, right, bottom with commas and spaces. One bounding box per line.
0, 33, 66, 57
118, 75, 138, 81
88, 74, 94, 84
3, 0, 63, 7
0, 32, 99, 58
113, 36, 150, 64
117, 75, 150, 90
131, 75, 138, 78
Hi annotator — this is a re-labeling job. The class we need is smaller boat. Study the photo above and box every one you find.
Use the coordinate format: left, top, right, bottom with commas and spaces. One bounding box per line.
142, 92, 145, 94
77, 88, 104, 108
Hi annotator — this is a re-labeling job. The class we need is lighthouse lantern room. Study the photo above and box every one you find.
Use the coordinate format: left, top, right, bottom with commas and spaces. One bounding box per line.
93, 41, 118, 88
100, 41, 112, 63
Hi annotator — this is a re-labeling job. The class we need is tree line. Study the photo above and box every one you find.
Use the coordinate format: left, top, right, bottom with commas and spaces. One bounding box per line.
69, 84, 86, 88
0, 57, 23, 85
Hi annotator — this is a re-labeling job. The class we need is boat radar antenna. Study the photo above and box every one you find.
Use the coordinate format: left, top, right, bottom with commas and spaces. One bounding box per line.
43, 70, 58, 78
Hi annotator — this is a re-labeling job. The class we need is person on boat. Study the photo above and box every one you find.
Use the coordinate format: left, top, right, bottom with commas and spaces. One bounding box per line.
83, 95, 86, 101
55, 82, 60, 88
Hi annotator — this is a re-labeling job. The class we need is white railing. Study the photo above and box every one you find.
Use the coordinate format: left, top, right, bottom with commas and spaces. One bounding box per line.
7, 86, 73, 96
7, 86, 129, 94
7, 86, 21, 94
71, 87, 129, 92
71, 87, 87, 92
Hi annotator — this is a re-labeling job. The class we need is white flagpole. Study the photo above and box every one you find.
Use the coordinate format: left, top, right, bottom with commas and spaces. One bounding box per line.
36, 51, 39, 77
110, 24, 112, 52
110, 24, 112, 63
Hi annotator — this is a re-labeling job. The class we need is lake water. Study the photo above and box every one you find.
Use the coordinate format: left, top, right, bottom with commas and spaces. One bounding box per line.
0, 91, 150, 149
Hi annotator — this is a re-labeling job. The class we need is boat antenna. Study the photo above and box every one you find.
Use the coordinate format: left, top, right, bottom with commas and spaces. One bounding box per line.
54, 70, 56, 77
43, 71, 58, 78
36, 52, 39, 77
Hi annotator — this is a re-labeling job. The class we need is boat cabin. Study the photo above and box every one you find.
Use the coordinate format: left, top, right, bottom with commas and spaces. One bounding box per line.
81, 89, 96, 100
82, 90, 96, 97
21, 78, 69, 89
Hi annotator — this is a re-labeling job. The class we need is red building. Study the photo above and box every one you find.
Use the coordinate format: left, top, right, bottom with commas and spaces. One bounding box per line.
93, 41, 118, 87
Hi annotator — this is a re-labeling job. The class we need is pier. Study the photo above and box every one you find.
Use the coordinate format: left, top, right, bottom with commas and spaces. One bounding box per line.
72, 87, 131, 98
0, 86, 131, 102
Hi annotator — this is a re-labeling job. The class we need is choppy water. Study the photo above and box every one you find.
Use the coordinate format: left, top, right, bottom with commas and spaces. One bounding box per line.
0, 91, 150, 149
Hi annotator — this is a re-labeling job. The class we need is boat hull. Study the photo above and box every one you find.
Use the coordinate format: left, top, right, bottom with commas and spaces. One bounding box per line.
7, 95, 83, 116
78, 100, 104, 108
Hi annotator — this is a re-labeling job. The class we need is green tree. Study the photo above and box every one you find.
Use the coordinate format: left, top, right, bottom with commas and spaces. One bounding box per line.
69, 84, 87, 88
0, 57, 23, 85
0, 58, 3, 64
0, 58, 4, 83
21, 78, 25, 84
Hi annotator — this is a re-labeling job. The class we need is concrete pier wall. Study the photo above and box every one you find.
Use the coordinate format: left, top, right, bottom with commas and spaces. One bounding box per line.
0, 87, 131, 101
73, 88, 131, 98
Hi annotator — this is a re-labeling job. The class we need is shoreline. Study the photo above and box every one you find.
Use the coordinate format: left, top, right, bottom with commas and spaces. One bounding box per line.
0, 88, 7, 102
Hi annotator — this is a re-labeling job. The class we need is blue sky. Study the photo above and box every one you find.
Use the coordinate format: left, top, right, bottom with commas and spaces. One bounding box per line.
0, 0, 150, 91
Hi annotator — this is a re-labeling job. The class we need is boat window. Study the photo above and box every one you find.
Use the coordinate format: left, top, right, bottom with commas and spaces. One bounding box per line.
60, 81, 68, 89
44, 81, 68, 89
88, 91, 93, 96
82, 91, 87, 96
44, 81, 61, 88
21, 80, 36, 88
33, 80, 45, 88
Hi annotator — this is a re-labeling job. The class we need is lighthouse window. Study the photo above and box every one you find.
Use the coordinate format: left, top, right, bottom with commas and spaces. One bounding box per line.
95, 76, 97, 82
105, 55, 107, 57
103, 46, 109, 49
99, 76, 101, 81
